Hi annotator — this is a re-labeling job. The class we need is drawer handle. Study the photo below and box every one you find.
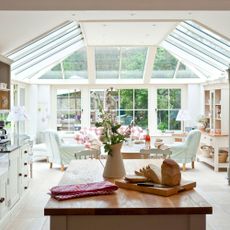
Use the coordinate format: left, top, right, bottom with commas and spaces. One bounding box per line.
0, 197, 5, 203
24, 162, 28, 166
24, 151, 27, 154
18, 173, 22, 177
24, 174, 28, 177
24, 186, 28, 190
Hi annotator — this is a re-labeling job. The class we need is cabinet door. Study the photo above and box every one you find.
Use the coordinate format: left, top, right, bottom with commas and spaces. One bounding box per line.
8, 149, 20, 208
0, 173, 8, 219
19, 145, 30, 195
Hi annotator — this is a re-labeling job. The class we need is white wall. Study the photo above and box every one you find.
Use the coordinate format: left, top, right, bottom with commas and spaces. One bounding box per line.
187, 84, 202, 128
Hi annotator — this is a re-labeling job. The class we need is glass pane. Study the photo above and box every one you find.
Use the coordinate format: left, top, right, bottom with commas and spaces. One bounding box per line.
57, 92, 69, 110
63, 48, 88, 79
157, 110, 168, 131
105, 90, 119, 111
157, 89, 168, 109
90, 90, 104, 110
176, 63, 199, 78
40, 64, 63, 79
57, 89, 81, 131
120, 89, 133, 110
120, 47, 147, 79
69, 90, 81, 110
169, 110, 181, 130
90, 110, 99, 126
95, 47, 120, 79
181, 21, 230, 58
152, 48, 178, 78
169, 89, 181, 109
135, 89, 148, 109
119, 110, 133, 126
135, 111, 148, 129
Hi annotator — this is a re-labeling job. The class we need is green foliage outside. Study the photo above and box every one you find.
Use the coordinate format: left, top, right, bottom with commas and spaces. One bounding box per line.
153, 47, 178, 70
157, 89, 181, 130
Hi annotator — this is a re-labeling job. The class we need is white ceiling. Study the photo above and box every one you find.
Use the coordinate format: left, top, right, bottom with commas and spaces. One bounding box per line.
0, 11, 230, 55
82, 21, 178, 46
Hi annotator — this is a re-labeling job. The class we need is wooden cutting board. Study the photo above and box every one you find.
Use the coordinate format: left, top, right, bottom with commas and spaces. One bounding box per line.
115, 180, 196, 197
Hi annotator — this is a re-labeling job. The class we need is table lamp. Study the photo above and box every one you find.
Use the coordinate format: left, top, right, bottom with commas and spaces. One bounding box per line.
176, 110, 191, 133
7, 106, 29, 145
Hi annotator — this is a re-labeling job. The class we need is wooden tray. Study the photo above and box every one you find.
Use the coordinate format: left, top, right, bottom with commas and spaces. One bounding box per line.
115, 180, 196, 197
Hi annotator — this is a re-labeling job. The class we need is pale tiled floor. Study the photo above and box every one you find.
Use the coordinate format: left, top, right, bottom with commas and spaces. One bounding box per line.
4, 161, 230, 230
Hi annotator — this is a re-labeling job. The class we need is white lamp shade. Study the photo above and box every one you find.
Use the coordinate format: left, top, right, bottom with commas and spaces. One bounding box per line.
7, 106, 29, 122
176, 110, 191, 121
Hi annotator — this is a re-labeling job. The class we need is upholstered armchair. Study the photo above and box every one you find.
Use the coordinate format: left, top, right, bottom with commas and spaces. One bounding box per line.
168, 130, 201, 171
44, 130, 85, 171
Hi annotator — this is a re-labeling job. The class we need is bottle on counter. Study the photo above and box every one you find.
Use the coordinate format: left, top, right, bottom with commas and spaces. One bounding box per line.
145, 128, 151, 150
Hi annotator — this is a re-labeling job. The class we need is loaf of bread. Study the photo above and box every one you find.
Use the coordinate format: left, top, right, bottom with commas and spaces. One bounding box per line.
135, 164, 162, 184
161, 159, 181, 186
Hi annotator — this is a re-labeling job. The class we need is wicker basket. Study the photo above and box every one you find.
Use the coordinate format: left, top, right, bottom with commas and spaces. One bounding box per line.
218, 151, 228, 163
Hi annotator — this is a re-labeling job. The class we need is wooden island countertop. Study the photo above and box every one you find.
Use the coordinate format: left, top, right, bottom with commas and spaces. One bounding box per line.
44, 159, 212, 230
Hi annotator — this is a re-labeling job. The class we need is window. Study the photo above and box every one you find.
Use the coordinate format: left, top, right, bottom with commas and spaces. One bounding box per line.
62, 48, 88, 79
90, 89, 119, 125
176, 63, 199, 78
95, 47, 147, 79
152, 47, 178, 78
120, 89, 148, 128
40, 48, 88, 80
157, 89, 181, 131
56, 89, 81, 131
90, 89, 148, 129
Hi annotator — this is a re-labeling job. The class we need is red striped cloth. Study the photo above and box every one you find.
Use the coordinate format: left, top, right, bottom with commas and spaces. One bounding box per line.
50, 181, 118, 201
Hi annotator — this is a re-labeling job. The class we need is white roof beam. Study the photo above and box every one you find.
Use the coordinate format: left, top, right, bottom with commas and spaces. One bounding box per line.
87, 47, 96, 84
143, 46, 157, 83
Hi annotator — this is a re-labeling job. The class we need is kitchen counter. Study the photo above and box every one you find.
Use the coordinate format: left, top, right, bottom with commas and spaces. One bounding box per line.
45, 159, 212, 230
0, 144, 20, 153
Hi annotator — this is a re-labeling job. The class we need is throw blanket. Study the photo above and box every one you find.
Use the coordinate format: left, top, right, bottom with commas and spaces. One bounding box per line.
50, 181, 118, 201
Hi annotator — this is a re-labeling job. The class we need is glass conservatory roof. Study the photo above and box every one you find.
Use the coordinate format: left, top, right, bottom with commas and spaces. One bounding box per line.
161, 20, 230, 79
7, 21, 84, 80
6, 19, 229, 83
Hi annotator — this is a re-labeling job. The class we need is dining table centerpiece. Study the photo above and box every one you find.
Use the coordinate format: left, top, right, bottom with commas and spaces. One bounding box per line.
93, 87, 130, 179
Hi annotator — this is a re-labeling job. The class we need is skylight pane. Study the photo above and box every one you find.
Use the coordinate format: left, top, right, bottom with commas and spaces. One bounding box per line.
95, 47, 120, 79
63, 48, 88, 79
40, 64, 63, 79
166, 36, 226, 71
176, 63, 199, 78
152, 47, 178, 78
172, 30, 229, 66
120, 47, 147, 79
180, 21, 230, 58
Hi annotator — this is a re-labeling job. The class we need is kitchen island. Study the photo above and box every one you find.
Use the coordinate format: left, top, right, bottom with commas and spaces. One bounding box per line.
44, 159, 212, 230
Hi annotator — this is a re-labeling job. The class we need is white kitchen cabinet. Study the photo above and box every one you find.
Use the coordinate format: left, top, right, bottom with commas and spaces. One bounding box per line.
0, 172, 8, 219
204, 87, 229, 135
0, 143, 31, 228
198, 133, 229, 171
8, 148, 20, 208
19, 144, 30, 195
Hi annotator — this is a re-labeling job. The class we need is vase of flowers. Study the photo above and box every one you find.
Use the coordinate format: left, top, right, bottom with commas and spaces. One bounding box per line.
93, 87, 129, 179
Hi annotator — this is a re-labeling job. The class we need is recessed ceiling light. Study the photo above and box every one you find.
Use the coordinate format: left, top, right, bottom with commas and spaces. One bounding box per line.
152, 24, 156, 27
102, 24, 107, 27
71, 13, 76, 17
146, 34, 150, 37
130, 13, 136, 16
